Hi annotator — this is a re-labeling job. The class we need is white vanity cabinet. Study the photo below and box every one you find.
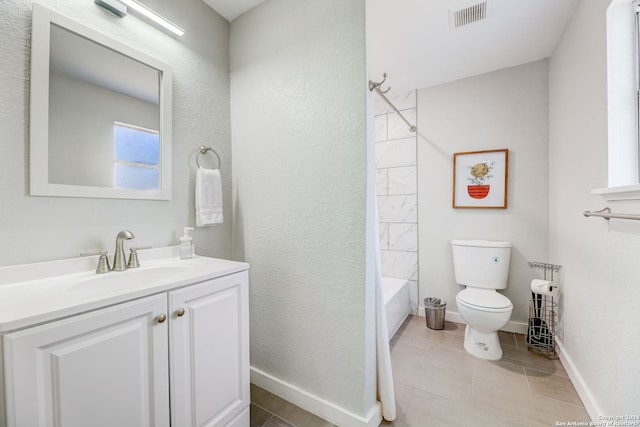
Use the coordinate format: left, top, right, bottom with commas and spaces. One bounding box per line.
3, 294, 170, 427
169, 272, 250, 427
1, 270, 249, 427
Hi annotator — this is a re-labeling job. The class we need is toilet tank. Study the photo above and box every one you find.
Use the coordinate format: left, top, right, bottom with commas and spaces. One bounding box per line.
451, 240, 512, 289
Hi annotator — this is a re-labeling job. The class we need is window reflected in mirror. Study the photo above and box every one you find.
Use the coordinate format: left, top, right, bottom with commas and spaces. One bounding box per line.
114, 122, 160, 191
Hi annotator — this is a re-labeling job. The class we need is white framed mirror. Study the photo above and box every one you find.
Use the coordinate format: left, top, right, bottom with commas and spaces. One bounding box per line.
29, 4, 172, 200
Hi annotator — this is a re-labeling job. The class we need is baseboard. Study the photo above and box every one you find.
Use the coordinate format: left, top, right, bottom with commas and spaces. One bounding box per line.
555, 338, 600, 422
417, 307, 528, 334
250, 366, 382, 427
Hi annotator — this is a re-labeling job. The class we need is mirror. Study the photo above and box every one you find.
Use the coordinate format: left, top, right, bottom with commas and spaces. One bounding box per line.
30, 4, 172, 200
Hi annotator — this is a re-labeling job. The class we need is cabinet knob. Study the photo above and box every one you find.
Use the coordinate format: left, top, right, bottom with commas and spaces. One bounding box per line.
176, 308, 186, 317
157, 314, 167, 323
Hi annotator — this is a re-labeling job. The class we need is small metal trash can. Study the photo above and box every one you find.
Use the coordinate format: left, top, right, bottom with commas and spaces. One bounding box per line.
424, 297, 447, 330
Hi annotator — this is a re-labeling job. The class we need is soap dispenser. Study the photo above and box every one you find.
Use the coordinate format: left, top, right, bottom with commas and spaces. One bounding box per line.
179, 227, 194, 259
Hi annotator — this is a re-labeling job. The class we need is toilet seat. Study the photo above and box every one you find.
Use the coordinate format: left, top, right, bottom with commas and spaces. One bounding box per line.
457, 288, 512, 312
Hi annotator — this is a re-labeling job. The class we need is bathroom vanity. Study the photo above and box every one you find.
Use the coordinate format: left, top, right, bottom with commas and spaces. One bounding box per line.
0, 247, 249, 427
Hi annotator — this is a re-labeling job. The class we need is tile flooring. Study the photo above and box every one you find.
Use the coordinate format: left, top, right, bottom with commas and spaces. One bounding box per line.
250, 384, 337, 427
250, 315, 590, 427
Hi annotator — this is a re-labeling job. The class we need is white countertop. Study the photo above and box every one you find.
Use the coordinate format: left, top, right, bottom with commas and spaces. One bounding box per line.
0, 247, 249, 333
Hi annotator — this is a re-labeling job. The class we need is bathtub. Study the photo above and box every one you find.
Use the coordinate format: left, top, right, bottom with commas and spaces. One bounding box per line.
382, 277, 410, 340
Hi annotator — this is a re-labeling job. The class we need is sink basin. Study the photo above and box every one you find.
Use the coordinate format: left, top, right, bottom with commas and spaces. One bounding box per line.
63, 262, 196, 295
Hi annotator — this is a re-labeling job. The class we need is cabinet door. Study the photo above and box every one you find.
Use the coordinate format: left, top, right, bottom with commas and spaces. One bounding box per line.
3, 294, 170, 427
169, 271, 249, 427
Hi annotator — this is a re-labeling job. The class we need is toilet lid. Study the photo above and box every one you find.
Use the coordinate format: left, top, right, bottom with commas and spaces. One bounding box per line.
457, 288, 512, 310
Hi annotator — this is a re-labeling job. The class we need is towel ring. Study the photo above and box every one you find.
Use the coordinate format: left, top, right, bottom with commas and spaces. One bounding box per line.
196, 145, 221, 169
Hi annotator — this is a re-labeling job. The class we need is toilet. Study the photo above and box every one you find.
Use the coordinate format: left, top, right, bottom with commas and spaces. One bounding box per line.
451, 239, 513, 360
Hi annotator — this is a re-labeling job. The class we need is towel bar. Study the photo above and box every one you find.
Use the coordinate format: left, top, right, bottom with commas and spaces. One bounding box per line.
583, 207, 640, 221
196, 145, 221, 170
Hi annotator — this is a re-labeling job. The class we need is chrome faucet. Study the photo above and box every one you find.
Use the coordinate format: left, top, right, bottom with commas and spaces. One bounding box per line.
112, 230, 134, 271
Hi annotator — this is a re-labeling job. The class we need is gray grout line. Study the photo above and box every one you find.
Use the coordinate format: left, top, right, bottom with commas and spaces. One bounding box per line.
251, 402, 276, 427
252, 401, 300, 427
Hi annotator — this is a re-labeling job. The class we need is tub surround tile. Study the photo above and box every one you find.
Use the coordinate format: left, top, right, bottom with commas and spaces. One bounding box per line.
375, 138, 417, 169
381, 250, 418, 281
376, 169, 388, 196
408, 280, 418, 314
387, 109, 417, 140
377, 195, 417, 223
375, 92, 419, 365
375, 114, 388, 142
387, 166, 417, 195
379, 223, 389, 250
388, 223, 418, 251
374, 90, 416, 115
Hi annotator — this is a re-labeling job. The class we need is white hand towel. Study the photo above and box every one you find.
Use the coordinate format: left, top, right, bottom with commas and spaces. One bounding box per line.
196, 167, 223, 226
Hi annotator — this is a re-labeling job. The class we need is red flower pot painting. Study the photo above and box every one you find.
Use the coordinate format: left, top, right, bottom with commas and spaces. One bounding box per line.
453, 149, 508, 209
467, 184, 490, 199
466, 161, 494, 199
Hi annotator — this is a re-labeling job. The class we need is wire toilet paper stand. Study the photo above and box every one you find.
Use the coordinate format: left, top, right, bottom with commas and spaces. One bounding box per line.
527, 261, 561, 359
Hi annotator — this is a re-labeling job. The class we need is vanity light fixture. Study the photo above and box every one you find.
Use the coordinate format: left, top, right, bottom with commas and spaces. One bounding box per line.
95, 0, 184, 36
95, 0, 127, 17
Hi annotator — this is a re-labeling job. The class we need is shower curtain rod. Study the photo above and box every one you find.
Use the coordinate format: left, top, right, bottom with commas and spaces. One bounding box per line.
369, 73, 416, 133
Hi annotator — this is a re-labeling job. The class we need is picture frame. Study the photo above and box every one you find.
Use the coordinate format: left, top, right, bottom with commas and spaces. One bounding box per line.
453, 149, 508, 209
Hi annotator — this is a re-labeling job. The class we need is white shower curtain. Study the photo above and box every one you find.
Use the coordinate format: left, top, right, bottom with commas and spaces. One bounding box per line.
374, 201, 396, 421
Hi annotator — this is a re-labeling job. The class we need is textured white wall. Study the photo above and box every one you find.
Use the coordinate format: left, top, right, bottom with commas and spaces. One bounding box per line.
0, 0, 231, 265
549, 0, 640, 415
230, 0, 376, 419
417, 59, 550, 328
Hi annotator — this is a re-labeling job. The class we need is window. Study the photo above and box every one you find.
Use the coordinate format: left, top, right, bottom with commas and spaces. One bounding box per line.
114, 122, 160, 191
636, 1, 640, 182
593, 0, 640, 199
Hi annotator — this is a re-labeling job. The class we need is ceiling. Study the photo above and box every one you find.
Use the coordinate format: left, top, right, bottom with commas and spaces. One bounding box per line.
202, 0, 265, 21
202, 0, 577, 92
368, 0, 578, 92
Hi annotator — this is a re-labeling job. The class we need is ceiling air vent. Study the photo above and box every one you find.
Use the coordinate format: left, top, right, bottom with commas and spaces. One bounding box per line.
450, 1, 488, 29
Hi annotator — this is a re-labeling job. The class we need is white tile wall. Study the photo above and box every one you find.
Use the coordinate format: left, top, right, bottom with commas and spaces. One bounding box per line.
387, 109, 417, 140
375, 90, 419, 314
388, 166, 417, 195
375, 138, 417, 169
388, 223, 418, 251
374, 115, 387, 142
374, 90, 416, 115
379, 223, 389, 251
381, 250, 418, 280
377, 195, 418, 223
376, 169, 388, 196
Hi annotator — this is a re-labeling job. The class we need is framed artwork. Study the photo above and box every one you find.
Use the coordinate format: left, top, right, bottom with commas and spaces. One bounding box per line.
453, 149, 508, 209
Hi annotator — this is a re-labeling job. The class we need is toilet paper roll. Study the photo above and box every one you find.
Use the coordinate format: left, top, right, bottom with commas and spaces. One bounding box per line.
530, 279, 557, 298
